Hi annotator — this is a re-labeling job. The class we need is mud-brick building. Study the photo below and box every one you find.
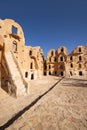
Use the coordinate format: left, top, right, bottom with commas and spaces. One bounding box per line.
0, 19, 44, 97
45, 46, 87, 77
24, 46, 44, 80
67, 46, 87, 76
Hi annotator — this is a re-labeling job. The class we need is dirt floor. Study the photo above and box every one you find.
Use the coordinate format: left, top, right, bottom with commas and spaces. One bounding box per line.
0, 76, 87, 130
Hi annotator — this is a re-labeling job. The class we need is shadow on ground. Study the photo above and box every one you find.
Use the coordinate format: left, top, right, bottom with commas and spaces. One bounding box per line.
62, 77, 87, 88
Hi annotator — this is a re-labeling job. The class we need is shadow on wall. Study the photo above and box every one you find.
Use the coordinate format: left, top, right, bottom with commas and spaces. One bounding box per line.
1, 63, 9, 93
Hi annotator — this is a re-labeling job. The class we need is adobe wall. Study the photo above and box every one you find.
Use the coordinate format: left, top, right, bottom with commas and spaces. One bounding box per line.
45, 46, 87, 77
0, 19, 44, 95
0, 18, 87, 94
24, 46, 44, 80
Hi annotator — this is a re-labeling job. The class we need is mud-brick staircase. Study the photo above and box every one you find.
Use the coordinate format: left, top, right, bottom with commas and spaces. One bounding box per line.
4, 52, 29, 97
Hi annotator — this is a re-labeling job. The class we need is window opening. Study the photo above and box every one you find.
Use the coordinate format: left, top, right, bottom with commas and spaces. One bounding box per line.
70, 56, 73, 61
13, 42, 17, 51
30, 62, 33, 69
29, 50, 32, 56
70, 63, 73, 68
49, 65, 51, 69
54, 57, 56, 62
49, 71, 51, 75
61, 72, 64, 76
79, 56, 82, 61
12, 25, 17, 34
61, 48, 64, 52
79, 71, 83, 76
31, 73, 34, 80
79, 48, 81, 52
60, 56, 63, 61
44, 72, 46, 75
25, 72, 28, 78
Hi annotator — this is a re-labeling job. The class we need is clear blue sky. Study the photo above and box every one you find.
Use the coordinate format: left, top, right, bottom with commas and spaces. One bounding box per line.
0, 0, 87, 57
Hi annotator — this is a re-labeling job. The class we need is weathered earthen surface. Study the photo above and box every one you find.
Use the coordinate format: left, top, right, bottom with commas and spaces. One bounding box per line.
5, 76, 87, 130
0, 19, 44, 97
0, 18, 87, 98
45, 46, 87, 77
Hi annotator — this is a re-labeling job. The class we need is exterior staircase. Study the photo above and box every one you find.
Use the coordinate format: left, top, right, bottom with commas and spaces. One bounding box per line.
4, 52, 28, 97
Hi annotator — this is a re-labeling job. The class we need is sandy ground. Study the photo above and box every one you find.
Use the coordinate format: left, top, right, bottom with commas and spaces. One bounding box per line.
0, 76, 61, 126
4, 76, 87, 130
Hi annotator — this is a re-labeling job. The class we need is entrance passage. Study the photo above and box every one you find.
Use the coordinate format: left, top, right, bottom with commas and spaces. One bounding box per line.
61, 71, 64, 76
49, 71, 51, 75
25, 72, 28, 78
79, 71, 83, 76
44, 72, 46, 76
31, 73, 34, 80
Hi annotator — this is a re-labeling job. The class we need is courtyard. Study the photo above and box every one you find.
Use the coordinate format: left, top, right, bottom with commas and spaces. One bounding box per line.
0, 76, 87, 130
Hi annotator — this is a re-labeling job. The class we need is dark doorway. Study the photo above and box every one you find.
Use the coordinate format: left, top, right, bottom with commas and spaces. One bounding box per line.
49, 71, 51, 75
60, 56, 63, 61
79, 71, 83, 76
25, 72, 28, 78
31, 73, 34, 80
61, 71, 64, 76
55, 71, 57, 75
44, 72, 46, 75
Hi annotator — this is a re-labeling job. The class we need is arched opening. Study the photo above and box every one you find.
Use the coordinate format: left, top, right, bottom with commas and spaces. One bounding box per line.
79, 48, 81, 52
70, 56, 73, 61
79, 71, 83, 76
79, 56, 82, 61
60, 56, 63, 62
31, 73, 34, 80
30, 62, 33, 69
70, 63, 73, 68
49, 71, 51, 75
12, 25, 17, 34
29, 50, 32, 56
44, 72, 46, 75
61, 48, 64, 52
49, 65, 51, 69
54, 57, 56, 62
61, 71, 64, 76
25, 72, 28, 78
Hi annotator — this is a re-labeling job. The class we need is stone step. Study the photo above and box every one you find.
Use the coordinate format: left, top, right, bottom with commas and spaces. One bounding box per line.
5, 52, 27, 96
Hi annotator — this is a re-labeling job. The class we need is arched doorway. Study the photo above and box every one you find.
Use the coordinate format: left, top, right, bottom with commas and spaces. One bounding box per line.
44, 72, 46, 76
61, 71, 64, 76
31, 73, 34, 80
49, 71, 51, 75
25, 72, 28, 78
79, 71, 83, 76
